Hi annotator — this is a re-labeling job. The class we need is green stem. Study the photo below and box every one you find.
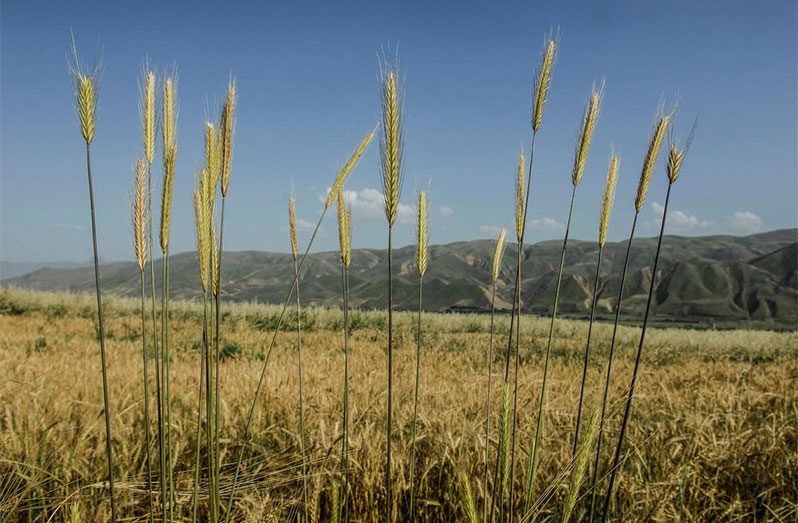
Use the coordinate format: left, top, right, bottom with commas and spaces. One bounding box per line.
207, 294, 217, 522
140, 270, 154, 522
296, 259, 309, 523
589, 212, 638, 523
146, 161, 166, 519
213, 197, 226, 522
573, 247, 604, 456
601, 184, 672, 521
162, 251, 173, 522
222, 210, 327, 522
523, 184, 577, 515
84, 143, 117, 522
386, 226, 394, 522
508, 238, 523, 520
409, 277, 423, 521
340, 266, 351, 523
192, 293, 208, 522
483, 282, 497, 523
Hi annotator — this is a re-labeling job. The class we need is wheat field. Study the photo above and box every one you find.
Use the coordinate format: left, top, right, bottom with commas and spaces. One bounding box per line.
1, 288, 795, 521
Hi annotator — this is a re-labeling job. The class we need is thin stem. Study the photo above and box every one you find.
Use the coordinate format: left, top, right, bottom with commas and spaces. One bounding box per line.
340, 266, 351, 523
589, 212, 638, 523
146, 161, 165, 519
483, 282, 497, 523
162, 251, 173, 522
222, 211, 326, 522
140, 270, 154, 522
508, 238, 523, 520
213, 197, 226, 522
601, 183, 672, 521
409, 277, 423, 521
207, 295, 217, 522
296, 259, 309, 523
490, 131, 537, 523
192, 293, 208, 523
523, 184, 577, 516
573, 247, 604, 455
84, 143, 117, 522
386, 226, 394, 523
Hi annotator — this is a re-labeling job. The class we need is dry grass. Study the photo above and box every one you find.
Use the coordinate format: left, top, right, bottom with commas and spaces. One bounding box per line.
1, 288, 796, 521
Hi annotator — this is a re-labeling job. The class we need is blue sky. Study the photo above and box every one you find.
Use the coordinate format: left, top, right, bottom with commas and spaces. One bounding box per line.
1, 1, 796, 263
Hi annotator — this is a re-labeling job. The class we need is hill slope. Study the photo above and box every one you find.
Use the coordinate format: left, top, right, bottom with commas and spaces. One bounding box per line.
4, 229, 796, 326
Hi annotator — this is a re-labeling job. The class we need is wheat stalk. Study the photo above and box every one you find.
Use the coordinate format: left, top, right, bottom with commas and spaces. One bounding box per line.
139, 66, 165, 520
484, 227, 506, 522
523, 84, 603, 516
379, 60, 403, 521
409, 189, 429, 521
573, 152, 619, 459
69, 40, 116, 522
290, 191, 310, 522
336, 188, 353, 522
602, 122, 695, 521
589, 109, 672, 522
132, 157, 153, 522
223, 130, 373, 522
158, 73, 177, 523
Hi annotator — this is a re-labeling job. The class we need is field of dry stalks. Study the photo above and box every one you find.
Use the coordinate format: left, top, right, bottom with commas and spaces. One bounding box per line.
1, 288, 796, 521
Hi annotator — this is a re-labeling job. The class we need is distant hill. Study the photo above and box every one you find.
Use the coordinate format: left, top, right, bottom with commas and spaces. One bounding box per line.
0, 260, 89, 280
3, 229, 796, 327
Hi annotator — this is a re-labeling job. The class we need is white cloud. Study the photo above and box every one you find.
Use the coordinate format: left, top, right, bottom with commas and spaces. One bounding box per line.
295, 218, 315, 231
651, 202, 713, 232
479, 225, 503, 235
439, 206, 454, 217
527, 217, 566, 231
323, 187, 415, 224
727, 211, 763, 234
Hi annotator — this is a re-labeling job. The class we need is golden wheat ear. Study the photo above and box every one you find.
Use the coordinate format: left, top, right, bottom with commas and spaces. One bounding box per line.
599, 152, 619, 249
380, 65, 403, 226
666, 119, 698, 185
531, 33, 558, 133
325, 128, 376, 209
140, 69, 156, 165
416, 191, 429, 278
491, 228, 507, 283
133, 159, 148, 271
571, 82, 604, 187
220, 78, 236, 197
515, 150, 526, 242
289, 192, 299, 261
635, 109, 670, 212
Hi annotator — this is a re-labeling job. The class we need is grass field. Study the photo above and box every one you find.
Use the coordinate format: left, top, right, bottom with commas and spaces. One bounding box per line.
1, 288, 796, 521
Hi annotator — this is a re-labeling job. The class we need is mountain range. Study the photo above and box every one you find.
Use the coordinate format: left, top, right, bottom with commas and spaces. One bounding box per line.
3, 229, 796, 328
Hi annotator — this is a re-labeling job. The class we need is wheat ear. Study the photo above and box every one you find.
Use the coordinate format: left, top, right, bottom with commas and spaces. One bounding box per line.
598, 153, 619, 249
563, 410, 599, 523
142, 70, 156, 165
532, 34, 557, 133
634, 113, 670, 212
492, 228, 507, 282
326, 129, 376, 209
220, 79, 236, 197
515, 150, 526, 242
572, 83, 604, 187
416, 190, 429, 278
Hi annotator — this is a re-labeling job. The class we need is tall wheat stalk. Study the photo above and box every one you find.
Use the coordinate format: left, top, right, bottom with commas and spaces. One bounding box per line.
496, 383, 512, 522
587, 111, 670, 522
290, 192, 310, 523
483, 228, 506, 523
572, 153, 618, 456
337, 190, 353, 522
601, 122, 694, 521
212, 80, 236, 520
222, 129, 374, 522
491, 35, 557, 522
159, 74, 177, 523
69, 42, 117, 522
409, 190, 429, 521
140, 67, 166, 519
191, 176, 211, 523
133, 158, 154, 521
523, 83, 603, 517
379, 62, 403, 521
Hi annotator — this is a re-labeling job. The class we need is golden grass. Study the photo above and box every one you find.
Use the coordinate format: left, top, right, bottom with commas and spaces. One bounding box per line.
1, 289, 796, 520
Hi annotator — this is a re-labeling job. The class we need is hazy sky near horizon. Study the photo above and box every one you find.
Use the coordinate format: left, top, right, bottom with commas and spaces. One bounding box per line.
1, 1, 796, 263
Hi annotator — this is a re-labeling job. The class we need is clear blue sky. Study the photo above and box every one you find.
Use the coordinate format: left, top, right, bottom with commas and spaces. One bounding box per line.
1, 1, 796, 263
